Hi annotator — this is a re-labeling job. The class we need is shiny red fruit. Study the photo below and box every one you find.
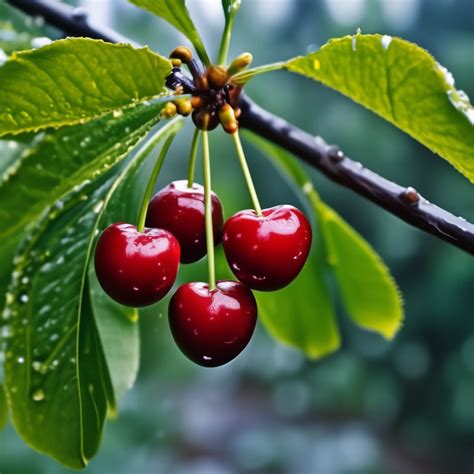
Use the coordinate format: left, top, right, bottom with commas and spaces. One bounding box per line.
169, 280, 257, 367
222, 205, 312, 291
146, 180, 224, 264
95, 222, 180, 307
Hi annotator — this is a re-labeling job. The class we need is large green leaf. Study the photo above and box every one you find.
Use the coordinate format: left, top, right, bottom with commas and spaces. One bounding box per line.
0, 38, 172, 136
286, 34, 474, 182
3, 176, 117, 468
3, 119, 183, 468
0, 384, 7, 430
247, 132, 403, 341
128, 0, 210, 65
0, 102, 167, 242
234, 35, 474, 181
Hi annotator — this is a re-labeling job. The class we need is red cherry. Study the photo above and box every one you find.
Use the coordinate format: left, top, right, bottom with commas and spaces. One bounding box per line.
169, 280, 257, 367
94, 222, 180, 307
146, 180, 224, 264
222, 205, 312, 291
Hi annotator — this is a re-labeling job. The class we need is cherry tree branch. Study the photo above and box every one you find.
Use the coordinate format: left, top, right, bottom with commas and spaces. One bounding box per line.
6, 0, 474, 255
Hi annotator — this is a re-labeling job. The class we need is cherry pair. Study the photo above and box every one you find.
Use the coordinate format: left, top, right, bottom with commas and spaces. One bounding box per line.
146, 179, 312, 288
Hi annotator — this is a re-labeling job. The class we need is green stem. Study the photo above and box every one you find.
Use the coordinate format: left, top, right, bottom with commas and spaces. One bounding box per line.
187, 128, 201, 188
137, 133, 176, 232
232, 130, 262, 216
231, 61, 286, 85
217, 16, 234, 65
202, 131, 216, 290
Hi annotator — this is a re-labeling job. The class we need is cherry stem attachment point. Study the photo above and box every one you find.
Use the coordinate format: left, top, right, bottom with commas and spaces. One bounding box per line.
137, 132, 177, 233
232, 130, 262, 216
202, 131, 216, 291
187, 128, 201, 188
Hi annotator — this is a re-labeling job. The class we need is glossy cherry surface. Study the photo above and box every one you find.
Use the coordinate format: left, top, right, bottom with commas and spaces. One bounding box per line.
169, 280, 257, 367
146, 180, 224, 264
95, 222, 180, 307
222, 205, 312, 291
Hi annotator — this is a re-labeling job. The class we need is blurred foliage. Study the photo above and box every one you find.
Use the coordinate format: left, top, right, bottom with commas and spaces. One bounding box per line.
0, 0, 473, 473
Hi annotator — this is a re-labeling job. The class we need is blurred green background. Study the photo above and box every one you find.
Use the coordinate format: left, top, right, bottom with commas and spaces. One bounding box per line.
0, 0, 473, 472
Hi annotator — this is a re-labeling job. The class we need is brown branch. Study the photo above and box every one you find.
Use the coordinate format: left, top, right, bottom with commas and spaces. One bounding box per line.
6, 0, 474, 255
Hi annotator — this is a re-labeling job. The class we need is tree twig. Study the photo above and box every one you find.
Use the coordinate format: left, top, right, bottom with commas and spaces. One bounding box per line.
6, 0, 474, 255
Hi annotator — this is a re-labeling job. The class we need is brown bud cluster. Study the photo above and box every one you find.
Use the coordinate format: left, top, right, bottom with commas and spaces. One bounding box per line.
164, 46, 248, 134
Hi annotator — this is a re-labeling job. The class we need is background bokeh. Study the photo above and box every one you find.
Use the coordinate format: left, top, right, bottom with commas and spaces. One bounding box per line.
0, 0, 473, 472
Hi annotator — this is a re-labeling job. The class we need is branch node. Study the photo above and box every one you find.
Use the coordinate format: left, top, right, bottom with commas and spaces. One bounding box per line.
327, 145, 344, 163
400, 186, 421, 205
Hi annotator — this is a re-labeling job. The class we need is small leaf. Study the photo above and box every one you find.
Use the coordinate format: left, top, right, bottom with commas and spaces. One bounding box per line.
256, 256, 340, 359
0, 102, 166, 243
0, 38, 172, 136
3, 118, 183, 468
317, 204, 403, 339
128, 0, 210, 65
0, 384, 8, 430
286, 34, 474, 182
246, 132, 403, 341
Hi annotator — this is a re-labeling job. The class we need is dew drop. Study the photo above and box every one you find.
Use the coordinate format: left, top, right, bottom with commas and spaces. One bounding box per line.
0, 48, 7, 66
93, 201, 104, 214
19, 294, 29, 304
31, 388, 45, 402
381, 35, 392, 50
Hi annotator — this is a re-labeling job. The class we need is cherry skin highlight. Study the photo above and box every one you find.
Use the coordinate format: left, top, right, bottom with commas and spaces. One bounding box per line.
169, 280, 257, 367
146, 180, 224, 264
94, 222, 180, 307
222, 205, 312, 291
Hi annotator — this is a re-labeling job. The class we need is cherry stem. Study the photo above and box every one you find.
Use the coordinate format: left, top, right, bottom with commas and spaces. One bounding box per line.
136, 133, 176, 233
217, 15, 234, 65
232, 130, 263, 216
202, 131, 216, 290
187, 128, 201, 188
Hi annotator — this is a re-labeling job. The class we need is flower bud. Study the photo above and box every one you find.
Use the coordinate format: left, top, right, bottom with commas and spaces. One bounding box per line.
219, 104, 239, 134
170, 46, 193, 64
227, 52, 253, 77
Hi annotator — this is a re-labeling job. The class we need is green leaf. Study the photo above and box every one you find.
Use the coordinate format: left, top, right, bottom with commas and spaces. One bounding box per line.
0, 384, 7, 430
0, 102, 167, 242
3, 118, 183, 468
0, 38, 172, 136
286, 34, 474, 182
128, 0, 210, 65
3, 176, 117, 468
246, 132, 403, 341
256, 257, 340, 359
317, 204, 403, 339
